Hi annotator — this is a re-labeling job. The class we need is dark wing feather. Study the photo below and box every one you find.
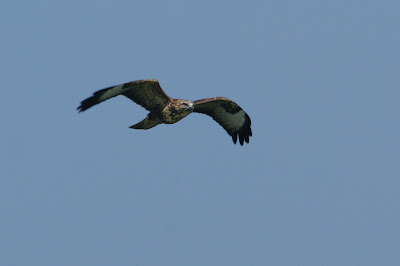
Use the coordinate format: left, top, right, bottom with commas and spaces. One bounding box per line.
77, 79, 171, 112
193, 97, 252, 145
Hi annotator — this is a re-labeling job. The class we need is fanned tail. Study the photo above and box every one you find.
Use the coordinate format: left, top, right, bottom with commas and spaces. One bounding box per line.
129, 115, 160, 130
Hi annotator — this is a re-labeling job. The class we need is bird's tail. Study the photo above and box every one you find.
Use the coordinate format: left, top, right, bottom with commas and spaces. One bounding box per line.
129, 115, 160, 130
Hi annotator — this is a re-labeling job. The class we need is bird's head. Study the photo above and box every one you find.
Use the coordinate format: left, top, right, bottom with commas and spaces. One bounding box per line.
161, 99, 194, 124
175, 99, 194, 114
164, 99, 194, 122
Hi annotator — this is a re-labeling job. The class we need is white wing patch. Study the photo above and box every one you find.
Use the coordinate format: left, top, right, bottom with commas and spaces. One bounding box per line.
214, 107, 246, 130
99, 84, 124, 102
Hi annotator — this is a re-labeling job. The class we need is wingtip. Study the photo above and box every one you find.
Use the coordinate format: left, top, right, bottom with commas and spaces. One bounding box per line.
231, 130, 252, 146
239, 136, 245, 145
232, 134, 238, 144
76, 104, 86, 113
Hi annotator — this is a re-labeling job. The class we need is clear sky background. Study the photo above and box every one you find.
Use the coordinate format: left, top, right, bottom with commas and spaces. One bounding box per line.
1, 1, 399, 265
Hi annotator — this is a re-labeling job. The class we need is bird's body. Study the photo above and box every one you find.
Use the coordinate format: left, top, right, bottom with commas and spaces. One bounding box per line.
77, 79, 252, 145
159, 99, 194, 124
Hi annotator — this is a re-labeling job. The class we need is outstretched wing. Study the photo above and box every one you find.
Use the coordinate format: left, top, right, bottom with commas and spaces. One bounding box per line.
77, 79, 171, 112
193, 97, 252, 145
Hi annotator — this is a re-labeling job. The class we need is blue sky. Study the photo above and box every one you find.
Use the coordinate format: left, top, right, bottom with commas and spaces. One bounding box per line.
1, 1, 399, 265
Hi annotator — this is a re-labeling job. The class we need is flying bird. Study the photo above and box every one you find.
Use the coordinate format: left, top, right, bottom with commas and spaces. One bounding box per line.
77, 79, 252, 145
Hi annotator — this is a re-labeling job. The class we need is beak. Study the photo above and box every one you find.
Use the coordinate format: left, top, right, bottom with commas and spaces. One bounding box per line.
186, 104, 194, 111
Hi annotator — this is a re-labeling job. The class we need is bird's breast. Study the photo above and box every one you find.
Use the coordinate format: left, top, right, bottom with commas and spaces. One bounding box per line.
161, 105, 192, 124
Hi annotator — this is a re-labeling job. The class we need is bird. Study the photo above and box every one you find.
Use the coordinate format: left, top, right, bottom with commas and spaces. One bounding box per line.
77, 79, 252, 145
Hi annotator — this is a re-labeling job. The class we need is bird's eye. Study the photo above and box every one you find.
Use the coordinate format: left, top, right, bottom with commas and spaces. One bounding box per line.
182, 103, 188, 106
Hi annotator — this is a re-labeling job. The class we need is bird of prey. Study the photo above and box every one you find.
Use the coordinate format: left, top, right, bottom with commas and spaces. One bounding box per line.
77, 79, 252, 145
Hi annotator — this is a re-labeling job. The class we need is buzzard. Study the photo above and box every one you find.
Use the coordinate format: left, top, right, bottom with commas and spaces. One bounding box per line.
77, 79, 252, 145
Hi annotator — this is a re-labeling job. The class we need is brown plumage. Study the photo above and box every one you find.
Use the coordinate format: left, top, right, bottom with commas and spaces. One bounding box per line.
77, 79, 252, 145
